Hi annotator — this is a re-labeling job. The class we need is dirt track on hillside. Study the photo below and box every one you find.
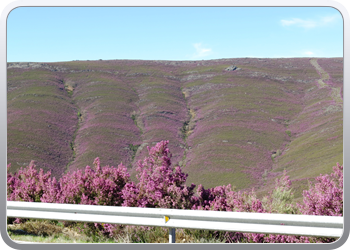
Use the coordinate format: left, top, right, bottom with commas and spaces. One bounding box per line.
310, 58, 342, 105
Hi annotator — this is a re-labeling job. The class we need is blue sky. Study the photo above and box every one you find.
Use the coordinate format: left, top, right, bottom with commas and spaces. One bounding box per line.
7, 7, 343, 62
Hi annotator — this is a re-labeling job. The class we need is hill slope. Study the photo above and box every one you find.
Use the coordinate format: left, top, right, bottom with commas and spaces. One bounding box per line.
7, 58, 343, 199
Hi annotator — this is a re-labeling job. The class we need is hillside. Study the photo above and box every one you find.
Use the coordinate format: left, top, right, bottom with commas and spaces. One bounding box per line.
7, 58, 343, 199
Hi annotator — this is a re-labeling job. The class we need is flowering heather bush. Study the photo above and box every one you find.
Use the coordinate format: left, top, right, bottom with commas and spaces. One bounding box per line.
194, 184, 265, 213
58, 157, 130, 206
243, 233, 313, 243
298, 163, 343, 216
98, 141, 196, 238
122, 140, 196, 209
7, 158, 130, 206
7, 161, 55, 203
7, 164, 16, 200
7, 161, 59, 224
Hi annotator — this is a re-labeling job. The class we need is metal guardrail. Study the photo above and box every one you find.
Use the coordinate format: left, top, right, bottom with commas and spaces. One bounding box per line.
7, 201, 343, 243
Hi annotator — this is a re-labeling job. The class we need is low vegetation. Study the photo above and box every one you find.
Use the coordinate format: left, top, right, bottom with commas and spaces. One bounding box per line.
7, 141, 343, 243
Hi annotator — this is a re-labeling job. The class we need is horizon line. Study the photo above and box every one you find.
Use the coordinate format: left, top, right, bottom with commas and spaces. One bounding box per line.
7, 56, 344, 64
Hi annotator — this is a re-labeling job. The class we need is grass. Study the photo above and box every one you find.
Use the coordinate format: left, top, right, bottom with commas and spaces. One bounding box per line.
6, 219, 227, 243
186, 170, 251, 190
7, 220, 117, 243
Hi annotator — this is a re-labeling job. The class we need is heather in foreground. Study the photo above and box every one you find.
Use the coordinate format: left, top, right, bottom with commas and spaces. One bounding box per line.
7, 141, 343, 243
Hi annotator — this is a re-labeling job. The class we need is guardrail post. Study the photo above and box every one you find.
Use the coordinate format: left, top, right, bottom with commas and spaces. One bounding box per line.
169, 228, 176, 243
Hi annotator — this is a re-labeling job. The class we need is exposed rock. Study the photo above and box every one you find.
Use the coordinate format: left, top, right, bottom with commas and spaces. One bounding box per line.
180, 73, 214, 82
323, 105, 342, 115
7, 62, 68, 72
158, 111, 175, 115
225, 65, 237, 71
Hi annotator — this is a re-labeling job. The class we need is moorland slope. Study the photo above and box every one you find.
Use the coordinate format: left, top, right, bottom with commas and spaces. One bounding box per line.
7, 58, 343, 199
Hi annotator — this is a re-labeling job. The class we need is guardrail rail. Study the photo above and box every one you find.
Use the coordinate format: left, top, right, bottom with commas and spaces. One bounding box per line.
7, 201, 343, 243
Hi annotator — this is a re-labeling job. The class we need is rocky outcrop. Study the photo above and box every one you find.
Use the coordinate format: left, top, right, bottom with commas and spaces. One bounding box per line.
225, 65, 240, 71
